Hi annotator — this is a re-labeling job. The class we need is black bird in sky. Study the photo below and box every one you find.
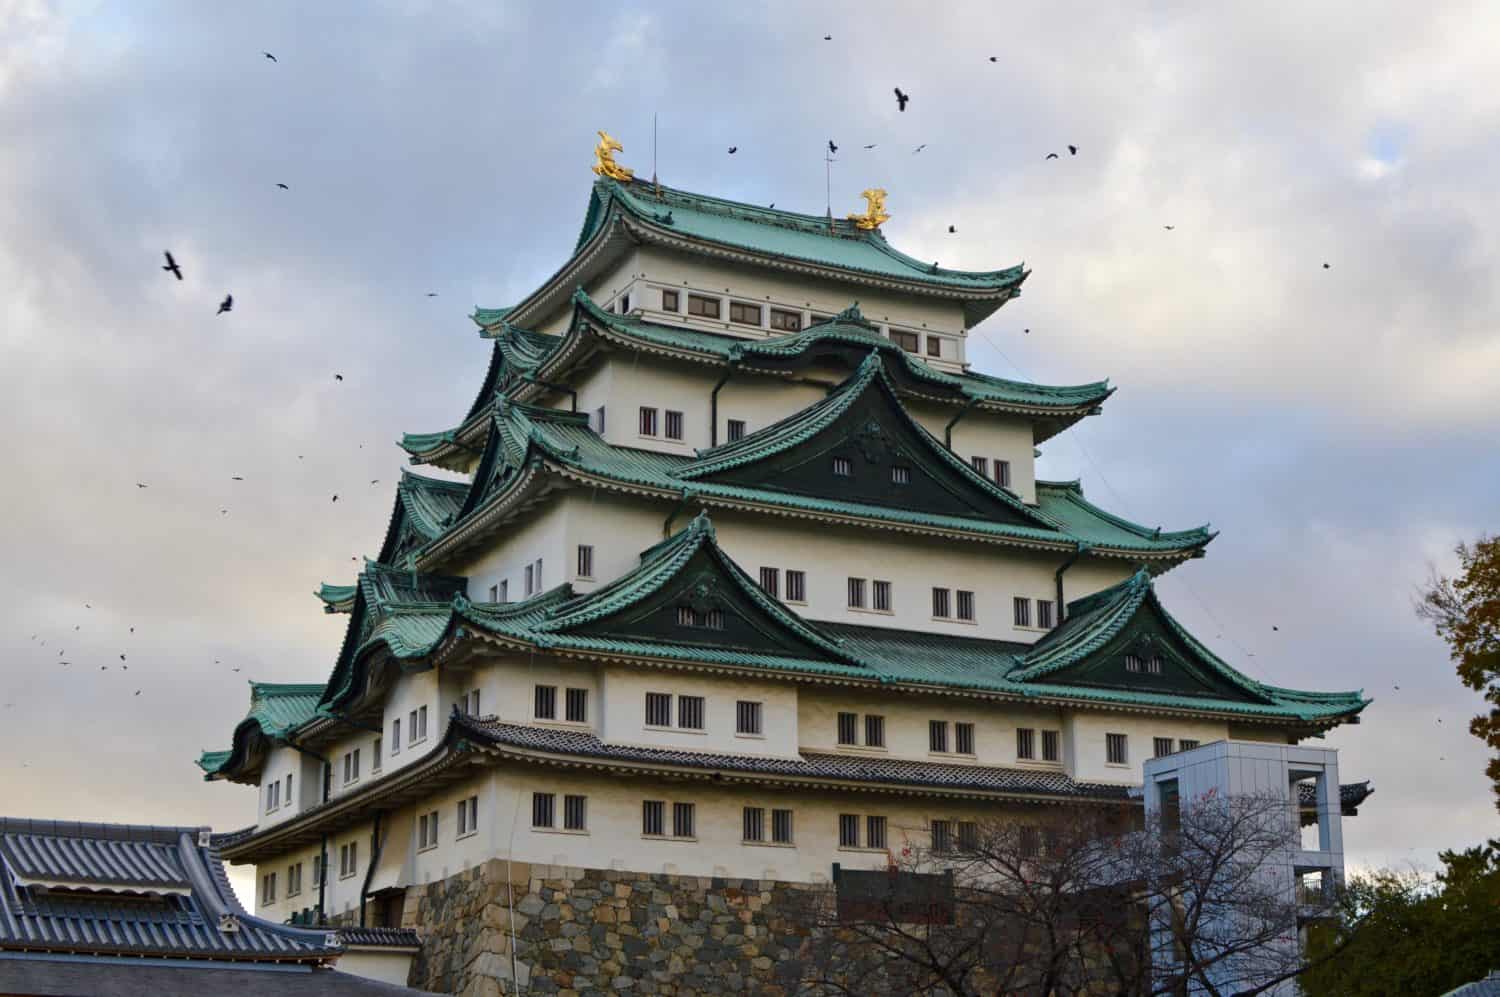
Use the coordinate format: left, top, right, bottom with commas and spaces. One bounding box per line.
727, 146, 737, 154
913, 144, 927, 154
948, 225, 956, 233
331, 494, 339, 503
1023, 328, 1031, 335
426, 292, 438, 297
135, 690, 141, 696
217, 294, 233, 314
162, 251, 183, 280
231, 476, 244, 481
823, 34, 831, 41
1164, 225, 1175, 231
136, 482, 147, 488
263, 52, 277, 62
863, 144, 876, 149
1323, 262, 1331, 269
988, 56, 997, 62
1068, 144, 1078, 155
1272, 625, 1279, 631
119, 654, 125, 661
1045, 152, 1059, 160
334, 373, 344, 381
894, 87, 909, 111
276, 183, 289, 190
828, 140, 838, 155
370, 479, 380, 485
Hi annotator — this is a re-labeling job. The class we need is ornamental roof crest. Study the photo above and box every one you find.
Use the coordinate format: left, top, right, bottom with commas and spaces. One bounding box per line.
592, 130, 634, 182
848, 188, 890, 230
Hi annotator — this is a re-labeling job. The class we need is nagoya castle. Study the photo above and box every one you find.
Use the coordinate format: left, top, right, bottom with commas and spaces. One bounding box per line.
198, 135, 1370, 995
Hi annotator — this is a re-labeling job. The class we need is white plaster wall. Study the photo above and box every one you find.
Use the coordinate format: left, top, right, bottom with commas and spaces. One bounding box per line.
456, 651, 600, 729
446, 498, 570, 604
322, 726, 386, 802
599, 668, 800, 759
256, 746, 324, 828
251, 822, 371, 923
335, 950, 417, 988
380, 668, 441, 777
907, 401, 1040, 505
1063, 711, 1230, 785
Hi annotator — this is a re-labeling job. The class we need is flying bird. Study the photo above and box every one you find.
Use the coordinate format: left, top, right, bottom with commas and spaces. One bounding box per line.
1164, 225, 1175, 231
263, 51, 277, 62
276, 183, 289, 190
1023, 328, 1031, 335
331, 494, 339, 503
231, 476, 244, 481
162, 251, 183, 280
1045, 152, 1059, 160
893, 87, 909, 111
823, 34, 831, 40
863, 144, 876, 149
119, 654, 126, 661
828, 140, 838, 155
135, 690, 141, 696
913, 144, 926, 154
217, 294, 233, 314
136, 482, 148, 489
1068, 145, 1078, 155
334, 373, 344, 381
1322, 262, 1331, 269
426, 292, 438, 297
988, 56, 997, 62
370, 479, 380, 485
727, 146, 737, 154
948, 225, 956, 233
1272, 625, 1279, 631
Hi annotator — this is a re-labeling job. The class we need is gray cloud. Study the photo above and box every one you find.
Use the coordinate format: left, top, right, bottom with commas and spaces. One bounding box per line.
1, 0, 1495, 905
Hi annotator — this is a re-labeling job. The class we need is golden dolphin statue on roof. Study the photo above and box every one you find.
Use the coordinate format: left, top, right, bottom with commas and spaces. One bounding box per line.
592, 130, 634, 182
848, 188, 890, 230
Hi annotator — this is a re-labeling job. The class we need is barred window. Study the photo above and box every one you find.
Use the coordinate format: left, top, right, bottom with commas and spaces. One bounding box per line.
929, 720, 949, 753
619, 293, 630, 314
743, 807, 765, 842
1125, 654, 1143, 673
645, 692, 672, 727
769, 308, 802, 332
759, 566, 780, 598
864, 714, 885, 748
1013, 597, 1032, 628
785, 570, 806, 602
926, 336, 942, 357
889, 329, 919, 352
661, 289, 680, 312
837, 711, 858, 745
642, 800, 665, 836
1036, 599, 1054, 629
1147, 656, 1164, 674
1042, 730, 1060, 762
955, 722, 975, 755
891, 465, 910, 485
1017, 728, 1036, 760
498, 579, 509, 603
847, 577, 866, 608
676, 605, 724, 629
838, 813, 859, 848
678, 695, 705, 730
957, 590, 975, 622
729, 301, 762, 326
736, 700, 763, 736
727, 419, 746, 441
772, 809, 794, 844
673, 802, 696, 838
664, 410, 684, 440
873, 580, 892, 612
1179, 739, 1200, 751
576, 545, 594, 579
534, 685, 557, 720
958, 821, 978, 852
262, 872, 276, 904
931, 819, 953, 853
565, 687, 588, 723
1154, 737, 1175, 759
531, 793, 555, 829
970, 455, 989, 476
524, 563, 535, 597
1020, 826, 1041, 859
1106, 733, 1128, 765
867, 815, 887, 850
932, 587, 951, 618
995, 460, 1012, 488
832, 456, 852, 477
638, 406, 658, 436
392, 718, 400, 755
590, 406, 606, 435
687, 294, 721, 318
564, 794, 587, 831
488, 583, 498, 601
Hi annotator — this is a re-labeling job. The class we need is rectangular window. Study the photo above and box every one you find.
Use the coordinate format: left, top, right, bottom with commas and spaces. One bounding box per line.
1154, 737, 1175, 759
889, 329, 919, 352
759, 566, 780, 598
417, 705, 428, 740
929, 720, 949, 753
926, 336, 942, 357
1036, 599, 1054, 629
1042, 730, 1060, 762
957, 590, 975, 622
564, 794, 587, 831
1020, 826, 1041, 859
619, 293, 630, 314
664, 410, 684, 440
726, 419, 746, 441
499, 579, 509, 603
995, 460, 1012, 488
769, 307, 802, 332
736, 700, 763, 736
343, 749, 359, 785
524, 563, 534, 597
891, 465, 911, 485
457, 795, 478, 837
312, 854, 323, 887
867, 815, 887, 850
589, 405, 606, 435
645, 692, 672, 727
371, 739, 382, 772
958, 821, 978, 852
1179, 739, 1200, 752
531, 792, 555, 829
1017, 728, 1036, 760
577, 545, 594, 579
1013, 597, 1032, 628
729, 301, 762, 326
676, 605, 724, 629
970, 456, 989, 477
932, 587, 951, 619
661, 289, 680, 312
772, 809, 794, 844
832, 455, 852, 477
837, 712, 858, 745
565, 687, 588, 723
1107, 733, 1129, 766
955, 722, 976, 755
838, 814, 860, 848
931, 819, 953, 853
743, 807, 765, 842
285, 773, 293, 804
864, 714, 885, 748
673, 802, 696, 838
847, 577, 866, 608
534, 685, 557, 720
488, 584, 498, 601
262, 872, 276, 905
340, 841, 358, 878
392, 718, 400, 755
288, 862, 301, 897
417, 811, 439, 850
677, 695, 705, 730
785, 570, 806, 602
638, 406, 658, 436
642, 800, 666, 836
872, 580, 892, 612
687, 294, 721, 319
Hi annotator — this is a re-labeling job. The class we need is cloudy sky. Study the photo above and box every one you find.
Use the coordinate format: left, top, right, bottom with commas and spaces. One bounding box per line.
2, 0, 1496, 904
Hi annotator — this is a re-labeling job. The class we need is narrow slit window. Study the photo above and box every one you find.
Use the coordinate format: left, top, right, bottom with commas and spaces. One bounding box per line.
759, 566, 780, 598
576, 545, 594, 579
926, 336, 942, 357
642, 800, 665, 836
534, 685, 557, 720
1154, 737, 1175, 759
1106, 733, 1129, 765
726, 419, 746, 441
863, 714, 885, 748
743, 807, 765, 842
1178, 738, 1200, 751
672, 802, 695, 838
661, 289, 680, 312
1013, 597, 1032, 628
890, 329, 919, 352
931, 819, 953, 853
677, 695, 705, 730
891, 465, 911, 485
564, 794, 587, 831
1036, 599, 1054, 629
847, 577, 866, 609
1042, 730, 1060, 762
771, 809, 794, 844
638, 406, 658, 437
866, 815, 887, 849
1017, 728, 1036, 760
955, 722, 975, 755
838, 814, 859, 848
832, 455, 852, 477
837, 712, 858, 746
995, 460, 1012, 488
645, 692, 672, 727
736, 700, 763, 736
971, 456, 989, 477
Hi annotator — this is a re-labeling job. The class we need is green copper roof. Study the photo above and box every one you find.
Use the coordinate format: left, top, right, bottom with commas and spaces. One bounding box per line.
375, 470, 470, 566
198, 683, 325, 779
1033, 480, 1215, 551
315, 583, 358, 614
195, 749, 231, 774
584, 179, 1028, 297
470, 305, 514, 327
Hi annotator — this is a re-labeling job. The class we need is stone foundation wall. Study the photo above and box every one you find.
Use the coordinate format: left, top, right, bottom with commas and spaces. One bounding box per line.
399, 861, 826, 996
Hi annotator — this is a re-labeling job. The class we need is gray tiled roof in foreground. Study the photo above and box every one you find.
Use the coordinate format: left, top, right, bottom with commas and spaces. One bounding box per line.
0, 958, 427, 997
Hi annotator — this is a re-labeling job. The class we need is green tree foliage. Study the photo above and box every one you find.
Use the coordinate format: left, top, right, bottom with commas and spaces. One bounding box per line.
1301, 840, 1500, 996
1418, 535, 1500, 810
